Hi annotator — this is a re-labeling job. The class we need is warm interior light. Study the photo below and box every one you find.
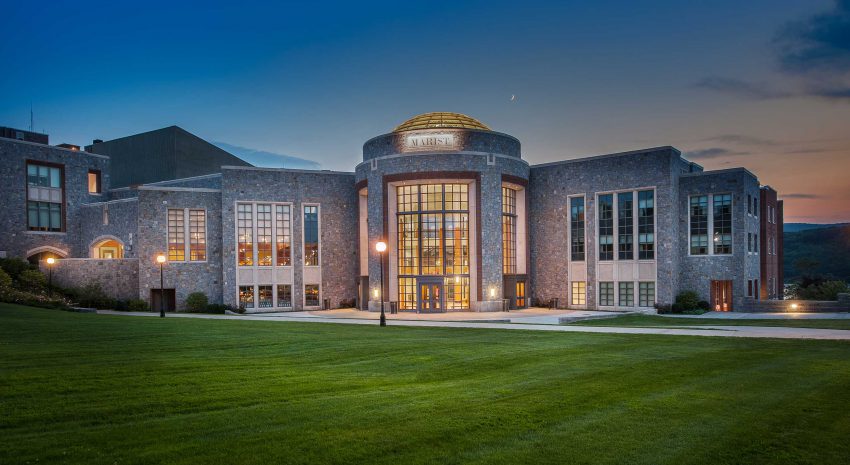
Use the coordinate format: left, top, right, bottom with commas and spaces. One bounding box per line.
373, 288, 380, 298
375, 241, 387, 253
156, 254, 167, 264
46, 257, 55, 265
790, 303, 799, 310
455, 275, 460, 283
489, 287, 496, 298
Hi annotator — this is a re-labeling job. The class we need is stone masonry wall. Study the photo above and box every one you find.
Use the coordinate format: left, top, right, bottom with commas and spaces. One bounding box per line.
41, 258, 140, 301
79, 198, 140, 258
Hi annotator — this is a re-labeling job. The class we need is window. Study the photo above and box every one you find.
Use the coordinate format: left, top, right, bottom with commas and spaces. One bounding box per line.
26, 162, 63, 232
754, 234, 758, 254
239, 286, 254, 309
713, 194, 732, 254
747, 194, 752, 215
571, 281, 586, 306
276, 205, 291, 266
305, 284, 320, 307
189, 209, 206, 261
88, 170, 101, 194
619, 282, 634, 307
690, 195, 709, 255
598, 194, 614, 261
255, 204, 273, 266
638, 190, 655, 259
748, 233, 753, 253
599, 282, 614, 306
237, 204, 253, 266
747, 280, 753, 297
753, 197, 758, 217
502, 187, 517, 274
277, 285, 292, 308
515, 281, 526, 307
618, 192, 633, 260
396, 183, 470, 309
570, 197, 585, 261
167, 209, 185, 261
639, 282, 655, 307
258, 285, 273, 308
168, 209, 205, 262
304, 205, 319, 266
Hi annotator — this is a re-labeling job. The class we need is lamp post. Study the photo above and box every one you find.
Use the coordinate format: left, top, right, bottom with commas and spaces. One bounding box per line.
156, 254, 166, 318
45, 257, 55, 297
376, 240, 387, 327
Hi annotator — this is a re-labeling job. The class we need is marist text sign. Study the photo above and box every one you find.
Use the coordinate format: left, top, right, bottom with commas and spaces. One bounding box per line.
404, 133, 457, 151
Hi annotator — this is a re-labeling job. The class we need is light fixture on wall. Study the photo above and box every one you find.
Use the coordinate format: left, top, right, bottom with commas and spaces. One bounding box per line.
489, 287, 496, 298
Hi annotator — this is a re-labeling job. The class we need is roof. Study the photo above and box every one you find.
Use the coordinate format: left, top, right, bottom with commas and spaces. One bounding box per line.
393, 112, 490, 132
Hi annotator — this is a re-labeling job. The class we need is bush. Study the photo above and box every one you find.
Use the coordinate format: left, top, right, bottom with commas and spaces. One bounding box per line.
0, 257, 36, 281
0, 268, 12, 293
0, 288, 71, 310
113, 300, 129, 311
673, 291, 701, 313
18, 269, 47, 290
185, 292, 209, 313
697, 300, 711, 311
127, 299, 150, 312
67, 283, 116, 309
654, 303, 673, 314
205, 303, 232, 314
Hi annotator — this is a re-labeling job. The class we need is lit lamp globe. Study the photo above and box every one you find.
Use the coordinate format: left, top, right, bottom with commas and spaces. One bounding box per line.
46, 257, 55, 266
156, 254, 166, 264
375, 241, 387, 253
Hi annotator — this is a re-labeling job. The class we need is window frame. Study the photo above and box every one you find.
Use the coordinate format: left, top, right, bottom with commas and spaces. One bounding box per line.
166, 208, 208, 263
87, 169, 102, 195
25, 160, 65, 233
303, 204, 321, 267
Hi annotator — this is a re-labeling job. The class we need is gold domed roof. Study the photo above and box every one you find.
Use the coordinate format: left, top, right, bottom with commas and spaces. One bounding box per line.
393, 112, 490, 132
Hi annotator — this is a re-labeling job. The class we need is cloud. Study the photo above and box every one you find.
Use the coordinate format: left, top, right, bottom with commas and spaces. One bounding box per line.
682, 147, 750, 160
782, 193, 828, 199
213, 142, 321, 170
774, 0, 850, 100
693, 77, 793, 100
701, 134, 778, 146
783, 147, 829, 154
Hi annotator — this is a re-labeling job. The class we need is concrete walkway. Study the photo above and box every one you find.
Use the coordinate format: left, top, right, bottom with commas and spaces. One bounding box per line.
659, 311, 850, 320
254, 308, 622, 325
96, 310, 850, 341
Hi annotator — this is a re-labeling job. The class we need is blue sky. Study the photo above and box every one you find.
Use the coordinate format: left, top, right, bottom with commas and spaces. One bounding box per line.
2, 0, 849, 221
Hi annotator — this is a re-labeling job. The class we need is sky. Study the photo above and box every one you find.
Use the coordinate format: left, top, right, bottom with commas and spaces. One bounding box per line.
1, 0, 849, 222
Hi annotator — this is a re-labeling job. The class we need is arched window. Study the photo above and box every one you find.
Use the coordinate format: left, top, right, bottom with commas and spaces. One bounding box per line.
90, 237, 124, 259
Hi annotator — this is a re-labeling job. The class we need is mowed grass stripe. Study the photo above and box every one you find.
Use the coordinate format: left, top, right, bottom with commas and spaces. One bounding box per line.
1, 304, 849, 464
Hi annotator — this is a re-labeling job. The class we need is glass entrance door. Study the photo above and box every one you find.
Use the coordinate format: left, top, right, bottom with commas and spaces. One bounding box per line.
418, 278, 443, 313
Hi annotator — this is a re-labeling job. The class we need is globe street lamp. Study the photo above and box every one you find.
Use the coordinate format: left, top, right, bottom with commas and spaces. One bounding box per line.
376, 240, 387, 327
156, 254, 166, 318
45, 257, 55, 297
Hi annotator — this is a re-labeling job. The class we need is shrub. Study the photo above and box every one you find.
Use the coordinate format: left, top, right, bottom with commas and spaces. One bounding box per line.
113, 300, 129, 311
697, 300, 711, 311
127, 299, 150, 312
0, 288, 71, 310
18, 269, 47, 290
236, 305, 246, 314
185, 292, 209, 313
205, 303, 232, 314
69, 283, 116, 309
673, 291, 701, 313
0, 268, 12, 293
654, 303, 673, 314
0, 257, 35, 281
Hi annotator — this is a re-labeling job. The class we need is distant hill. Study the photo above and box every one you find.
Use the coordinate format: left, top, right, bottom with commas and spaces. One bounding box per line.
784, 223, 849, 233
784, 224, 850, 282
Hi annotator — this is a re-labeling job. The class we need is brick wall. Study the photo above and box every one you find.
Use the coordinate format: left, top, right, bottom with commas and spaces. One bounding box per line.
41, 258, 140, 301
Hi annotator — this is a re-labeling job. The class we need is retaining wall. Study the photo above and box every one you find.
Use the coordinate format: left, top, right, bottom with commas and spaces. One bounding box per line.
41, 258, 140, 301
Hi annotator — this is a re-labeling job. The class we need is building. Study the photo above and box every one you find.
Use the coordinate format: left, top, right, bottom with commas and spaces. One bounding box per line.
0, 112, 783, 312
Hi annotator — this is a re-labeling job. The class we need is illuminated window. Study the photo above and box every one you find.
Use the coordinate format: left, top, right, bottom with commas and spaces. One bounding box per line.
398, 277, 417, 310
189, 209, 206, 261
713, 194, 732, 254
638, 190, 655, 259
571, 281, 586, 306
304, 206, 319, 266
305, 284, 320, 307
277, 285, 292, 308
237, 204, 253, 266
444, 276, 470, 310
617, 192, 633, 260
690, 195, 709, 255
502, 186, 517, 274
570, 197, 585, 261
598, 194, 614, 261
599, 282, 614, 306
639, 282, 655, 307
276, 205, 291, 266
258, 285, 273, 308
167, 209, 185, 261
239, 286, 254, 309
619, 282, 634, 307
88, 170, 101, 194
256, 204, 272, 266
26, 163, 63, 232
516, 280, 526, 307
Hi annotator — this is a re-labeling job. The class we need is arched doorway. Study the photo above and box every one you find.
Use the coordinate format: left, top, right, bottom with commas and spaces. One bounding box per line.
90, 236, 124, 259
25, 246, 68, 265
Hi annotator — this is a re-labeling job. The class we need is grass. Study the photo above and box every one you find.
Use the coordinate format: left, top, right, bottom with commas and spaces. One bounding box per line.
1, 303, 850, 465
568, 314, 850, 330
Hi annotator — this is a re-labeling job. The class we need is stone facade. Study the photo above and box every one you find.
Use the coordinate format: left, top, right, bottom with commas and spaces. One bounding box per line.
41, 258, 140, 301
79, 198, 139, 258
0, 138, 110, 260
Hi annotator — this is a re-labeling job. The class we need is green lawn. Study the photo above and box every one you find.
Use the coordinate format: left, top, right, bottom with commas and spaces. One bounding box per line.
2, 304, 850, 465
568, 314, 850, 330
